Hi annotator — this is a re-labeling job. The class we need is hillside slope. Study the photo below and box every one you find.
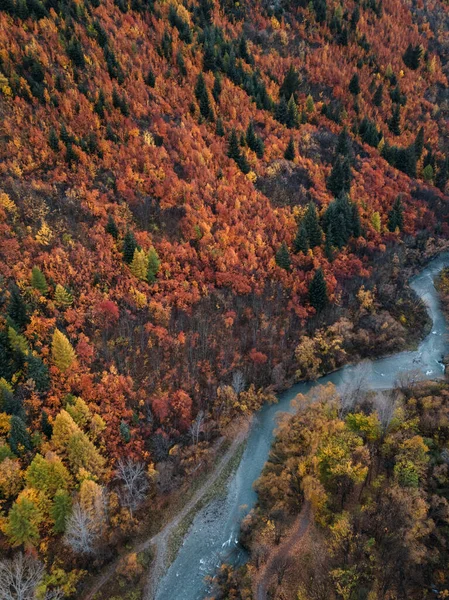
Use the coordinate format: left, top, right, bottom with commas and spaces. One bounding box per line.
0, 0, 449, 594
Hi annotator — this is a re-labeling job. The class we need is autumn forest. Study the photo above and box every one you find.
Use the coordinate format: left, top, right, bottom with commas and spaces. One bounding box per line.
1, 0, 449, 596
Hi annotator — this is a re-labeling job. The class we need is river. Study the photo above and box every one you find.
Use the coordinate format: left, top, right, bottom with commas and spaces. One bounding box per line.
155, 252, 449, 600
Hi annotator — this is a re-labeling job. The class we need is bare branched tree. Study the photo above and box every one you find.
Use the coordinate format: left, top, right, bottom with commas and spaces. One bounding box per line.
116, 457, 149, 515
338, 362, 370, 416
64, 502, 95, 555
189, 410, 204, 446
231, 370, 246, 395
373, 390, 397, 431
0, 553, 44, 600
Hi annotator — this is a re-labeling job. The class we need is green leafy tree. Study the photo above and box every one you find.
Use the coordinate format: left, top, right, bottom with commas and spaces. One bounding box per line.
5, 493, 43, 547
304, 202, 323, 248
147, 247, 161, 283
195, 73, 214, 121
389, 104, 401, 136
327, 156, 352, 196
414, 126, 425, 160
51, 489, 72, 534
105, 215, 118, 239
146, 67, 156, 87
387, 196, 404, 232
7, 285, 29, 330
9, 416, 32, 455
279, 65, 300, 100
309, 268, 328, 311
284, 136, 296, 161
373, 83, 383, 107
123, 231, 137, 264
349, 73, 360, 95
286, 95, 299, 128
31, 266, 48, 296
275, 242, 291, 271
293, 224, 309, 254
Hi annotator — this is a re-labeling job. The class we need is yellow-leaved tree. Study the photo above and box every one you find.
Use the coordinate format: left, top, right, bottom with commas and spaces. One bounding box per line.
52, 329, 76, 372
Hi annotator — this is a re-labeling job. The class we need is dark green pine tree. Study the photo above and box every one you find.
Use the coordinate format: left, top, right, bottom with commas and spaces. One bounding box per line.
414, 126, 425, 160
389, 104, 401, 136
286, 95, 299, 129
275, 242, 291, 271
203, 41, 216, 72
9, 415, 33, 455
275, 97, 289, 125
146, 68, 156, 87
31, 267, 48, 296
246, 121, 258, 151
303, 202, 323, 248
309, 268, 328, 312
7, 285, 29, 330
195, 73, 213, 121
373, 83, 383, 107
106, 215, 119, 239
3, 388, 25, 420
279, 65, 300, 101
335, 127, 353, 161
284, 136, 296, 161
254, 137, 265, 159
213, 73, 222, 102
293, 223, 309, 254
41, 410, 53, 439
349, 73, 360, 96
227, 128, 241, 161
26, 355, 50, 393
324, 234, 334, 262
123, 231, 137, 264
216, 117, 225, 137
327, 156, 352, 196
48, 127, 59, 152
387, 196, 404, 232
436, 156, 449, 192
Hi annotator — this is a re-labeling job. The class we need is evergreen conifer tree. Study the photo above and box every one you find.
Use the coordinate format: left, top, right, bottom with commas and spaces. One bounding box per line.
123, 231, 137, 264
414, 126, 425, 160
309, 268, 328, 311
389, 104, 401, 136
146, 68, 156, 87
275, 242, 291, 271
284, 136, 296, 160
216, 117, 225, 137
293, 224, 309, 254
327, 156, 352, 196
275, 97, 288, 125
195, 73, 213, 121
147, 247, 161, 283
105, 215, 118, 239
303, 202, 323, 248
279, 65, 300, 100
9, 415, 33, 455
286, 95, 299, 128
387, 196, 404, 231
7, 285, 29, 330
373, 83, 383, 107
31, 267, 48, 296
349, 73, 360, 95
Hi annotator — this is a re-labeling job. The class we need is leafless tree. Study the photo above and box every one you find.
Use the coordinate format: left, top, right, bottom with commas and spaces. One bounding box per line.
0, 553, 44, 600
373, 390, 397, 431
64, 503, 96, 555
189, 410, 204, 446
232, 370, 246, 395
338, 362, 370, 416
116, 457, 149, 515
272, 554, 294, 585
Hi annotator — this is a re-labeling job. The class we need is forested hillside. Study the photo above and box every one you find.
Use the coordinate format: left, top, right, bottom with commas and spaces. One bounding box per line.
1, 0, 449, 594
